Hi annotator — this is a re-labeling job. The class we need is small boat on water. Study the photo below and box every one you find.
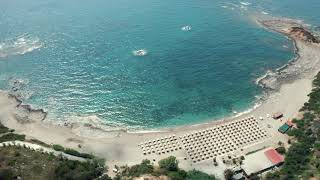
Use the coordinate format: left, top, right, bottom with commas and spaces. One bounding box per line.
181, 25, 192, 31
133, 49, 148, 56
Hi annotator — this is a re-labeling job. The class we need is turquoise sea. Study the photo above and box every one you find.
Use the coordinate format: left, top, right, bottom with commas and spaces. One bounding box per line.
0, 0, 319, 130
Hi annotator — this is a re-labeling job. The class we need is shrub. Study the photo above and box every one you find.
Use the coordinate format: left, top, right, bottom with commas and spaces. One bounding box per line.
167, 170, 187, 180
54, 160, 106, 180
186, 170, 216, 180
52, 144, 65, 151
0, 123, 9, 134
276, 147, 286, 154
0, 133, 25, 142
224, 169, 234, 180
64, 148, 94, 159
158, 156, 179, 171
0, 169, 14, 180
126, 159, 153, 177
64, 148, 81, 156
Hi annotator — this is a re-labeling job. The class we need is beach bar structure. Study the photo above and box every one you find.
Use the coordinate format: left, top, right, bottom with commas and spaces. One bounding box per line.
278, 121, 293, 134
242, 148, 284, 177
272, 112, 283, 119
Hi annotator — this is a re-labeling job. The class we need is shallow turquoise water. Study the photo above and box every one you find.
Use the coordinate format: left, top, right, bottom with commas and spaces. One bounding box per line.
1, 0, 317, 129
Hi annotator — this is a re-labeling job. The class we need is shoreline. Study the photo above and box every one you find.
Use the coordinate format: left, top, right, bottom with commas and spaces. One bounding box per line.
0, 19, 304, 134
1, 17, 320, 178
255, 19, 301, 90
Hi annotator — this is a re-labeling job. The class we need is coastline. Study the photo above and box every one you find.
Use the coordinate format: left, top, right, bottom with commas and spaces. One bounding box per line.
1, 17, 320, 178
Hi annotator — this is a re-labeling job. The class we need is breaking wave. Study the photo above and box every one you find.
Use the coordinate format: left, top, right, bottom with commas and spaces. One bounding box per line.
240, 1, 251, 6
0, 34, 42, 59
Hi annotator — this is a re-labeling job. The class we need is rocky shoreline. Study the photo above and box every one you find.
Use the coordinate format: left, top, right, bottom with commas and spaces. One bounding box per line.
7, 93, 47, 123
256, 19, 320, 91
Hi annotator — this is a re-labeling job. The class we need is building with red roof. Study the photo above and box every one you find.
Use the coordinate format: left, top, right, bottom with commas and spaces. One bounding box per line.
264, 149, 284, 165
242, 147, 284, 177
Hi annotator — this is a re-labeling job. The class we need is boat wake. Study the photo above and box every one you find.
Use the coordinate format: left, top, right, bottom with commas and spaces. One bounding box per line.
0, 34, 42, 59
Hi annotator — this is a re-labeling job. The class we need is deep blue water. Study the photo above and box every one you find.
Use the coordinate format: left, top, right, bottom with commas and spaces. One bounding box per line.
0, 0, 317, 129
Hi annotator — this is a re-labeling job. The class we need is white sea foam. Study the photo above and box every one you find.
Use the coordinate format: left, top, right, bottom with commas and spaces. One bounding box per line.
0, 34, 42, 59
181, 25, 192, 31
261, 11, 269, 15
133, 49, 148, 56
233, 101, 262, 118
240, 1, 251, 6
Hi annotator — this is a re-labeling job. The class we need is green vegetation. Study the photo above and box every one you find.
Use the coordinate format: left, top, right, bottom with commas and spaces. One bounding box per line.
276, 147, 286, 155
0, 133, 25, 143
158, 156, 179, 171
121, 159, 154, 177
54, 158, 105, 180
52, 144, 94, 159
0, 169, 15, 180
64, 148, 94, 159
118, 156, 217, 180
186, 170, 217, 180
53, 144, 65, 151
0, 123, 10, 134
0, 146, 108, 180
266, 72, 320, 179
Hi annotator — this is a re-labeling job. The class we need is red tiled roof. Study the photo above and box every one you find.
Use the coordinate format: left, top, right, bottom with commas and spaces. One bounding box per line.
264, 149, 284, 165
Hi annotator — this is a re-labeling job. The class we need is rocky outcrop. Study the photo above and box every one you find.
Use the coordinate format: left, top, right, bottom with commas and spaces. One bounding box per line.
257, 19, 320, 91
7, 93, 48, 123
259, 19, 319, 44
289, 27, 319, 43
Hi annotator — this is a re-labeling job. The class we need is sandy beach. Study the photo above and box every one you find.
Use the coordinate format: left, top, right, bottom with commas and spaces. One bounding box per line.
1, 18, 320, 179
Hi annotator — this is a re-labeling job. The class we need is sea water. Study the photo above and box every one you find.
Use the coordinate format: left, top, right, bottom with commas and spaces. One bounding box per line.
0, 0, 318, 130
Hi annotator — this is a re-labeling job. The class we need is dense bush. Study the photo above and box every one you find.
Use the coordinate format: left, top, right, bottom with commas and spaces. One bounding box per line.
52, 145, 94, 159
0, 133, 25, 142
0, 169, 14, 180
53, 144, 65, 151
118, 157, 216, 180
186, 170, 216, 180
158, 156, 179, 171
0, 123, 10, 134
124, 159, 154, 177
276, 147, 286, 154
64, 148, 94, 159
54, 159, 105, 180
